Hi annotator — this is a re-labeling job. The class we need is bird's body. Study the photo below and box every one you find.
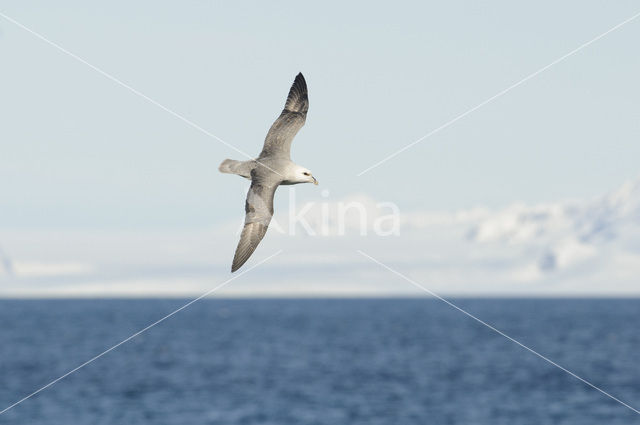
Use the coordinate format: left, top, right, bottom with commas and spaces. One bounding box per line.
219, 73, 317, 272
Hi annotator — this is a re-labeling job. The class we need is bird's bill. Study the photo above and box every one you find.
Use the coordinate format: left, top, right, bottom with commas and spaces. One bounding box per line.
313, 176, 318, 185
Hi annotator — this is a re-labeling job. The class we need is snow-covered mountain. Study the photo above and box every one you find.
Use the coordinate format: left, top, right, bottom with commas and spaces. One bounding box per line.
1, 178, 639, 296
383, 178, 640, 289
467, 179, 640, 245
463, 178, 640, 273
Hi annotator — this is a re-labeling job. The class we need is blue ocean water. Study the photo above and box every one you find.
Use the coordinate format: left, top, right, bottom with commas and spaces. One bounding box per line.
0, 299, 639, 424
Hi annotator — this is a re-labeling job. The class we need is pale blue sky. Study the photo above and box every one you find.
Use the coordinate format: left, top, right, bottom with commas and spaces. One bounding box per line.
1, 1, 639, 229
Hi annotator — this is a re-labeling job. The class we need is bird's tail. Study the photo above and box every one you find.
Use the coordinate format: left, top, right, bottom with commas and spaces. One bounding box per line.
219, 159, 253, 179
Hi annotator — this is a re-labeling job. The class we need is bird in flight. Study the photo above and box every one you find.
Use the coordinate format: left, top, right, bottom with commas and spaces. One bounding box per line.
219, 73, 318, 272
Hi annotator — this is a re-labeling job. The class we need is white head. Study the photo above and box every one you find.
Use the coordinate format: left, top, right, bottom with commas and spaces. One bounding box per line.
287, 164, 318, 185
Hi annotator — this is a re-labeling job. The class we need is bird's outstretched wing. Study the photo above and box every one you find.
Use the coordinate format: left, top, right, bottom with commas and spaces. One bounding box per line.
259, 73, 309, 159
231, 178, 278, 272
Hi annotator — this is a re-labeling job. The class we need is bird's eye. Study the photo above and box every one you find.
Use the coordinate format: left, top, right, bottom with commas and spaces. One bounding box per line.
303, 172, 310, 176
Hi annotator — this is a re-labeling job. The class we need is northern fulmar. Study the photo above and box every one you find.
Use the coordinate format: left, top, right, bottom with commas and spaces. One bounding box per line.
219, 73, 318, 272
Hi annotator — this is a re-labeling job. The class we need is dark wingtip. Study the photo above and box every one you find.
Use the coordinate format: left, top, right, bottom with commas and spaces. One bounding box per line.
284, 73, 308, 113
293, 73, 306, 90
231, 254, 244, 273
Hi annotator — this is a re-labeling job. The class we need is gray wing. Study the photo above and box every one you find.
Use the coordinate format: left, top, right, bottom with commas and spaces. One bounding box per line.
259, 73, 309, 159
231, 176, 278, 272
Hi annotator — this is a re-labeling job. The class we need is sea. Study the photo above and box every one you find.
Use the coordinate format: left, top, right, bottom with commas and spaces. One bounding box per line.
0, 299, 639, 425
